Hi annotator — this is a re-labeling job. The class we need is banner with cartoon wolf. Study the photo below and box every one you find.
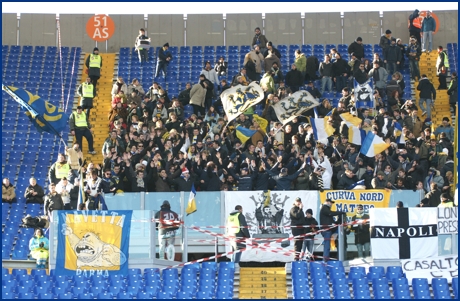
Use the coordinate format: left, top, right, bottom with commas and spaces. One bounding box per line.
272, 90, 320, 125
354, 78, 375, 109
56, 210, 132, 276
221, 82, 264, 124
224, 190, 318, 262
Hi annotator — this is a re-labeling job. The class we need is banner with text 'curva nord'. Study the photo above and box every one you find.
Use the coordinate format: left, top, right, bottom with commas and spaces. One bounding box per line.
56, 210, 132, 276
320, 190, 391, 220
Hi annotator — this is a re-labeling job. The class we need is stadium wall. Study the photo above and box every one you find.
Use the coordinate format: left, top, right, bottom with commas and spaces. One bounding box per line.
2, 11, 457, 51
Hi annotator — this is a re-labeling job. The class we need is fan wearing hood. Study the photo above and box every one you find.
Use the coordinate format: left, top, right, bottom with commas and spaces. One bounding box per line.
408, 9, 422, 46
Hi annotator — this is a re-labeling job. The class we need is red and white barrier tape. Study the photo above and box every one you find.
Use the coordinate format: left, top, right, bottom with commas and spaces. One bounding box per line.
161, 219, 361, 270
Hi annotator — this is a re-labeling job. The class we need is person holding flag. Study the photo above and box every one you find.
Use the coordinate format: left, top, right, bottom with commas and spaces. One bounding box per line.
155, 200, 180, 261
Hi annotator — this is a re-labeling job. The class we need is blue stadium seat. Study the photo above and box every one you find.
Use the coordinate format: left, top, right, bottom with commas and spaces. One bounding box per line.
17, 292, 35, 299
351, 278, 370, 298
452, 277, 459, 299
96, 292, 113, 299
431, 278, 451, 299
196, 290, 213, 299
77, 293, 93, 299
38, 292, 54, 299
372, 278, 391, 299
2, 292, 17, 299
385, 266, 405, 280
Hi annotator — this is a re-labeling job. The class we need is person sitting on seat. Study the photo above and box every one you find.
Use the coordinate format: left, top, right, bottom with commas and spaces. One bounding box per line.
2, 178, 16, 203
29, 228, 49, 269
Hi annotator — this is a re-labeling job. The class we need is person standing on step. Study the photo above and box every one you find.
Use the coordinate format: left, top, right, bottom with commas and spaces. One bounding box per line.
350, 204, 370, 258
29, 228, 49, 269
421, 11, 436, 53
417, 74, 436, 118
155, 200, 180, 261
69, 106, 97, 155
155, 42, 172, 79
290, 197, 305, 261
407, 36, 422, 81
436, 46, 449, 90
319, 198, 346, 262
77, 77, 96, 118
447, 72, 457, 113
301, 208, 318, 261
408, 9, 422, 46
252, 27, 268, 54
85, 47, 102, 91
227, 205, 250, 264
135, 28, 150, 64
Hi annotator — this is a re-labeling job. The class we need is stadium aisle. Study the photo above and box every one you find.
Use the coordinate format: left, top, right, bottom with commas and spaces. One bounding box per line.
238, 267, 287, 299
79, 53, 115, 164
418, 51, 452, 129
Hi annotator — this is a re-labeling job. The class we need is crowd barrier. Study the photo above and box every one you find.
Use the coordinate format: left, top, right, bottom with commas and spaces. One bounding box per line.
46, 190, 456, 269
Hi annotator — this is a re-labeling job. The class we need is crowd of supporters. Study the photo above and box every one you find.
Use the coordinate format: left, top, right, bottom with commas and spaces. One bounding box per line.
2, 23, 457, 212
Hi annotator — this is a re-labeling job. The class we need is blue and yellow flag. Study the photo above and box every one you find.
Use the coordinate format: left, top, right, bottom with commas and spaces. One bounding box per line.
236, 125, 257, 144
393, 122, 406, 145
2, 85, 69, 136
56, 210, 132, 276
186, 183, 197, 216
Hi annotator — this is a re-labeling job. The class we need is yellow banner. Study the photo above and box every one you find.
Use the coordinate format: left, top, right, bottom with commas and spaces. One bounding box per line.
62, 213, 126, 272
320, 190, 391, 219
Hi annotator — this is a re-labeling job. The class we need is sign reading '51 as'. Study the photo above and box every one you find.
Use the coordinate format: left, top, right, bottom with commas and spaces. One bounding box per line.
86, 14, 115, 42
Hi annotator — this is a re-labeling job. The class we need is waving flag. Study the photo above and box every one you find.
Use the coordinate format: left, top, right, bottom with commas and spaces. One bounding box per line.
253, 114, 268, 134
2, 85, 69, 136
393, 122, 406, 145
310, 117, 335, 144
186, 183, 197, 216
354, 78, 375, 109
360, 132, 390, 157
340, 113, 366, 145
340, 112, 362, 127
221, 82, 264, 124
273, 91, 320, 125
236, 125, 257, 144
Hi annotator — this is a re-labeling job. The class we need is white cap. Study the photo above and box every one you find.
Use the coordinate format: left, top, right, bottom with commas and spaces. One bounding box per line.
142, 160, 148, 166
442, 148, 449, 155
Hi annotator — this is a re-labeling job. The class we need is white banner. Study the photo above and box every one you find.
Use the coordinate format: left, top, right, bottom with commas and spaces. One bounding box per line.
273, 90, 320, 125
401, 255, 458, 284
221, 82, 264, 124
370, 208, 438, 260
224, 190, 318, 262
438, 207, 458, 234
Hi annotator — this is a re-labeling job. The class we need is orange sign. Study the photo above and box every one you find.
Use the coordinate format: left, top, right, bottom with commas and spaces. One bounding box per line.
86, 14, 115, 42
419, 11, 440, 35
